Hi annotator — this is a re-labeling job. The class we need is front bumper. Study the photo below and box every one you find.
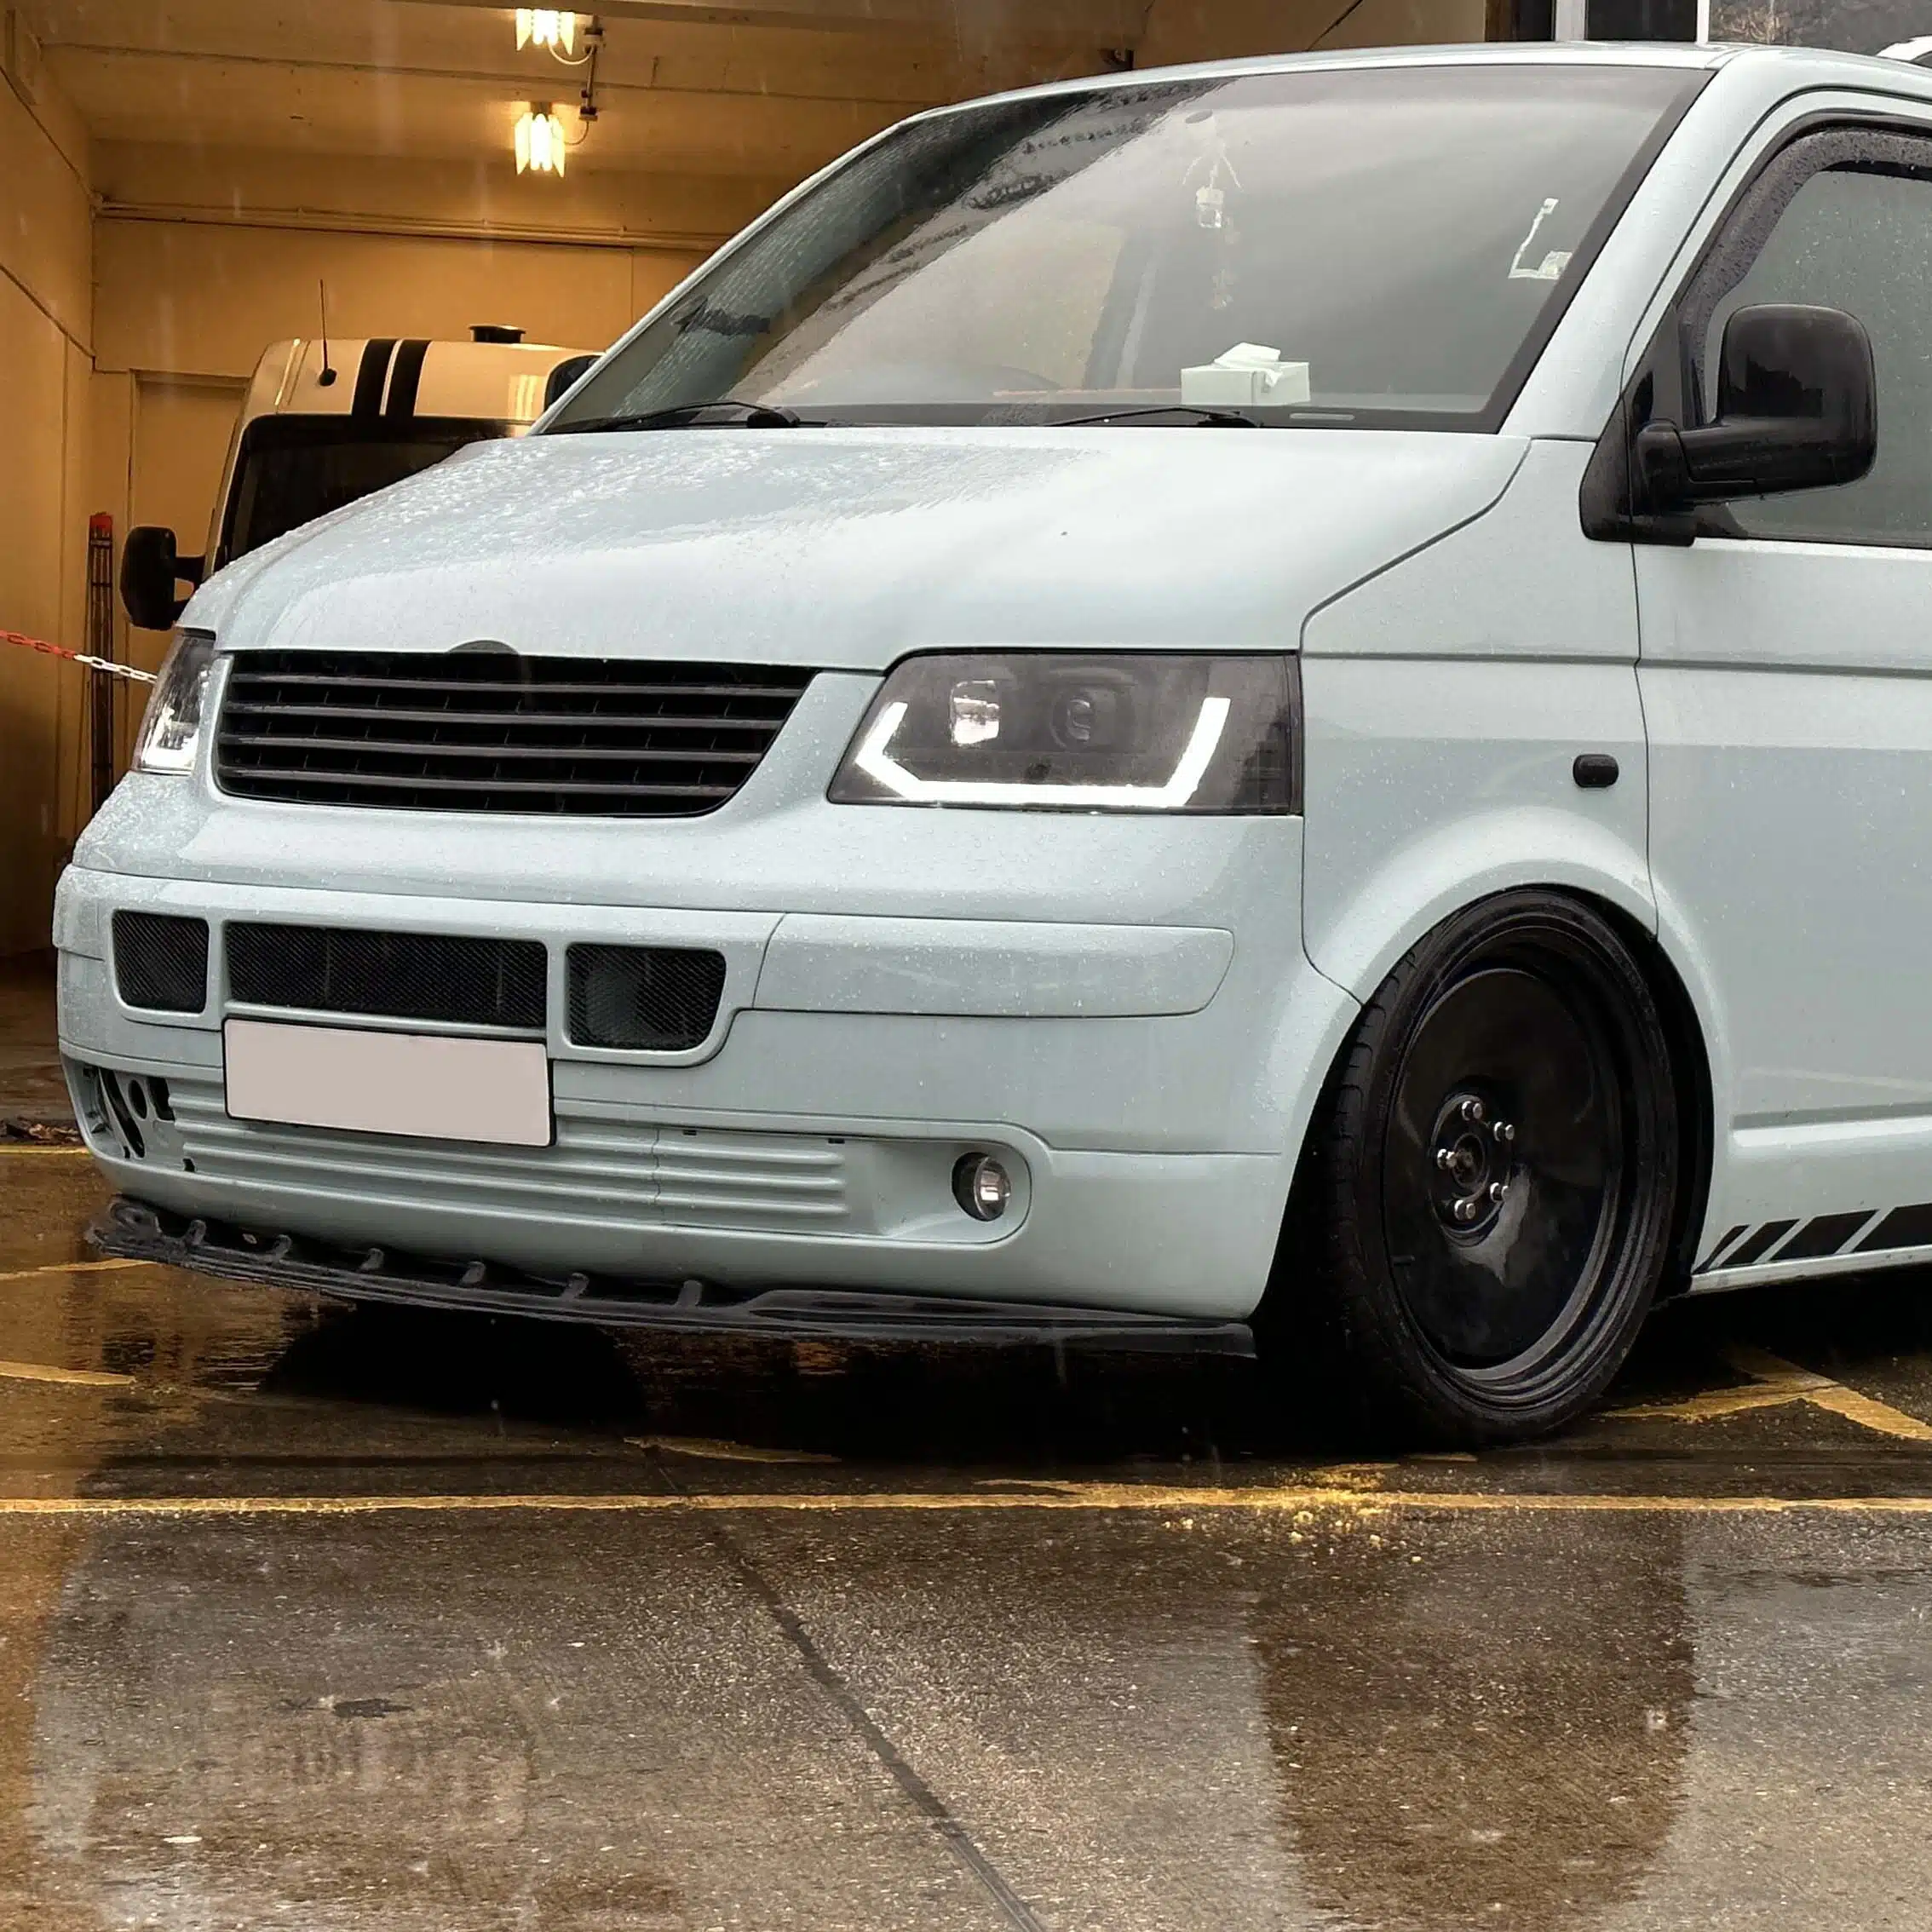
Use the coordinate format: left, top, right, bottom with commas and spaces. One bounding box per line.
57, 722, 1354, 1321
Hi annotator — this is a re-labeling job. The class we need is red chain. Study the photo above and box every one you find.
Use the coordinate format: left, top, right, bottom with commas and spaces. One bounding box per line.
0, 627, 156, 683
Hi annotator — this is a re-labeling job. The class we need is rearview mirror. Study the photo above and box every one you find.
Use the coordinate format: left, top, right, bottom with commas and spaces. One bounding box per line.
1634, 303, 1876, 513
120, 526, 204, 631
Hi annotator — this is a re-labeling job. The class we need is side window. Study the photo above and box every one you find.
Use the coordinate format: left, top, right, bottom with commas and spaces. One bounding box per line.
1693, 149, 1932, 546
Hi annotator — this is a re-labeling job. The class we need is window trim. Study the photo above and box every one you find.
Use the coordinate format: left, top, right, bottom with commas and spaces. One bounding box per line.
1584, 109, 1932, 545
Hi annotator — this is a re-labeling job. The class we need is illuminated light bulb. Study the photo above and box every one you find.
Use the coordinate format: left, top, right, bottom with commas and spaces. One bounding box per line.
515, 105, 566, 176
515, 9, 577, 55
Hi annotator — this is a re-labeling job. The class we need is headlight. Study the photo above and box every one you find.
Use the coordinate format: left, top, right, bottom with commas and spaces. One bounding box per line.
829, 653, 1299, 813
132, 631, 216, 776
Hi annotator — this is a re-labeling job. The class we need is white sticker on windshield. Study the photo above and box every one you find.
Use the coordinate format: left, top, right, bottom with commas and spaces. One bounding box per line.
1509, 198, 1571, 282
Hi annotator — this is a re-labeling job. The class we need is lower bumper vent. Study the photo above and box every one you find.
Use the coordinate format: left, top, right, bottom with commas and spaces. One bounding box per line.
226, 923, 547, 1030
566, 943, 725, 1050
112, 911, 210, 1015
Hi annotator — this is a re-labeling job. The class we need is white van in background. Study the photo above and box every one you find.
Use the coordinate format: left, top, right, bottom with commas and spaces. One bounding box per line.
119, 327, 596, 632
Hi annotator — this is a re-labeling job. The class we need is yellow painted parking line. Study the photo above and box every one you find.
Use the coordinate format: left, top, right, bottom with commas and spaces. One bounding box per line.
1802, 1383, 1932, 1443
0, 1358, 134, 1389
2, 1486, 1932, 1519
1610, 1345, 1932, 1443
0, 1144, 89, 1157
0, 1258, 158, 1287
1610, 1384, 1802, 1423
1721, 1345, 1932, 1441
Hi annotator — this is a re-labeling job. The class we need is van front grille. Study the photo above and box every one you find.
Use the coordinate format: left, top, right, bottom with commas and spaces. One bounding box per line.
214, 650, 814, 817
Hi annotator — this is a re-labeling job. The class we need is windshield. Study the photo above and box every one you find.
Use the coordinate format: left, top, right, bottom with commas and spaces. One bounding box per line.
549, 64, 1695, 434
219, 416, 510, 563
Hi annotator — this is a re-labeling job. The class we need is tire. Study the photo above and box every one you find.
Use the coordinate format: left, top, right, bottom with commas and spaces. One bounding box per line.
1274, 891, 1679, 1446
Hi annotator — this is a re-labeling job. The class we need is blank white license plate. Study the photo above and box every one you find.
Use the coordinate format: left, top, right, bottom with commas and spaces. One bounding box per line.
224, 1018, 552, 1147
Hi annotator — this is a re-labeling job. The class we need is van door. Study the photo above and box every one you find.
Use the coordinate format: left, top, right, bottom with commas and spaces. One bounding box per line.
1637, 124, 1932, 1277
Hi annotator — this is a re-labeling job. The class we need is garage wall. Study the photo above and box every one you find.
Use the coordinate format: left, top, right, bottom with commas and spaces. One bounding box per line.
0, 57, 90, 958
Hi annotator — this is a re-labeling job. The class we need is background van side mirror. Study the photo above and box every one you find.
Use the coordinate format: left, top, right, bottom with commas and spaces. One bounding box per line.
543, 354, 599, 411
120, 526, 204, 631
1633, 303, 1877, 514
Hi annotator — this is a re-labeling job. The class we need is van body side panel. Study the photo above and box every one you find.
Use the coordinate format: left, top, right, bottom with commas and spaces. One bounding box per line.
1298, 440, 1652, 1003
1641, 542, 1932, 1270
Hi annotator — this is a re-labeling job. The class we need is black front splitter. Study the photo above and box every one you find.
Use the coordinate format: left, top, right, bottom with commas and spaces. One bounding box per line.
89, 1198, 1255, 1355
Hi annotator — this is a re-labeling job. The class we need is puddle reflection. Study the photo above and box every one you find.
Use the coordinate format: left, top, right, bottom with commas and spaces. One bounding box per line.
1257, 1515, 1691, 1931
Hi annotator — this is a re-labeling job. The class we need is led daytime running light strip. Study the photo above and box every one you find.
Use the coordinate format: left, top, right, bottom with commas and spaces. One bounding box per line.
854, 696, 1230, 808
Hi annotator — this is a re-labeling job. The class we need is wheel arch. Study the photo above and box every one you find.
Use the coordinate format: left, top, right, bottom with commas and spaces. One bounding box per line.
1281, 863, 1723, 1302
1591, 894, 1716, 1294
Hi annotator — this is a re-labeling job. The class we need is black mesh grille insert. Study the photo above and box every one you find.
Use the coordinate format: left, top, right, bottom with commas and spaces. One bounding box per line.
567, 944, 726, 1050
215, 650, 815, 817
227, 924, 547, 1030
112, 912, 210, 1014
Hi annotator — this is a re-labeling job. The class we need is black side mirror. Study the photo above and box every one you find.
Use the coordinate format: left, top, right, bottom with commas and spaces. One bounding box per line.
543, 354, 598, 411
1635, 303, 1876, 513
120, 526, 204, 631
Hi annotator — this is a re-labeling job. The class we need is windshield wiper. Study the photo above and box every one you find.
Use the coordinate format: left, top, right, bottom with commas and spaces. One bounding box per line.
555, 399, 1259, 433
550, 399, 825, 433
1045, 404, 1260, 428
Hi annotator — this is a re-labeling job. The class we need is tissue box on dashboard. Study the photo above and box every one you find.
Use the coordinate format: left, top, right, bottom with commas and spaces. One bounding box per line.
1179, 343, 1310, 408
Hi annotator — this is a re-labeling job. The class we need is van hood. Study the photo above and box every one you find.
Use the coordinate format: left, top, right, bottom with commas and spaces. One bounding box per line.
188, 428, 1527, 667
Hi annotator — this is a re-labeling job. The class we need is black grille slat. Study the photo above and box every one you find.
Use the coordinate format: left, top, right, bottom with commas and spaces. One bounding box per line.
224, 675, 811, 701
222, 704, 790, 732
216, 650, 814, 817
227, 924, 546, 1030
221, 768, 738, 801
567, 945, 726, 1051
112, 912, 210, 1015
219, 734, 766, 764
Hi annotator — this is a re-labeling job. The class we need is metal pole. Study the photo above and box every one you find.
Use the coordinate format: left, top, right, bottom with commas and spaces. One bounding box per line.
86, 514, 114, 815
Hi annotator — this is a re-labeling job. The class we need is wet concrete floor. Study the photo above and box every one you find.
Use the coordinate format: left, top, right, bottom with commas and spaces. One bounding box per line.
7, 982, 1932, 1926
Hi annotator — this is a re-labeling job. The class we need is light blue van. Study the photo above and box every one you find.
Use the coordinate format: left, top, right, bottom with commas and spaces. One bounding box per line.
58, 43, 1932, 1440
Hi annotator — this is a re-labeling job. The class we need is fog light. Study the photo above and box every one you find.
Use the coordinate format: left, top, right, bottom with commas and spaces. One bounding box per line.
952, 1152, 1011, 1222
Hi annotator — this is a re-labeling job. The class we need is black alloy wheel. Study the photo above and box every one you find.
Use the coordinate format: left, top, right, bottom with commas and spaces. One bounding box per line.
1280, 891, 1679, 1445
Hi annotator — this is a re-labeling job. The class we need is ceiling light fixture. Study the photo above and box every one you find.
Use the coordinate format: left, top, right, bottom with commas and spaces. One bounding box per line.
515, 104, 566, 175
515, 9, 578, 55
